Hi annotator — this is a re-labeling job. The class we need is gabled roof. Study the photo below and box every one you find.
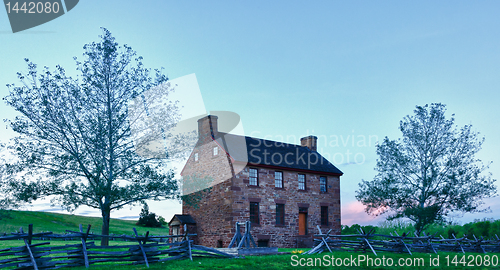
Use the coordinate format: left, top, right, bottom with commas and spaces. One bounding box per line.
168, 214, 196, 225
214, 133, 343, 176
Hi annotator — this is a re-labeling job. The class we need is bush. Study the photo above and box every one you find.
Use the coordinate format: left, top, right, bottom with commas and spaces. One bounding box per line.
445, 225, 462, 238
341, 224, 377, 235
345, 218, 500, 240
376, 219, 414, 236
136, 203, 162, 228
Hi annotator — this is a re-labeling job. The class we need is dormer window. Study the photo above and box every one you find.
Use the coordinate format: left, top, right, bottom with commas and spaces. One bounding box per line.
213, 147, 218, 156
194, 153, 199, 162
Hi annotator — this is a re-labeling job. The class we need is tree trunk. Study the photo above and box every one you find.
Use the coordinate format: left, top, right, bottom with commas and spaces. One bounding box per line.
101, 208, 111, 246
415, 222, 423, 237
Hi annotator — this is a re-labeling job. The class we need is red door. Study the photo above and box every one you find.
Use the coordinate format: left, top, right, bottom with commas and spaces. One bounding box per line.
299, 213, 306, 235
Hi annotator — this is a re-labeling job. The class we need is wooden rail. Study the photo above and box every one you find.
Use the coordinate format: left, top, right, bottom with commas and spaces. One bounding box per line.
304, 226, 500, 256
0, 224, 235, 269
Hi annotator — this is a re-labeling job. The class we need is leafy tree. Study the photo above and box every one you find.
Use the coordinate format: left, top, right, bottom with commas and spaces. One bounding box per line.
356, 103, 496, 235
136, 203, 162, 228
158, 215, 167, 226
2, 28, 179, 245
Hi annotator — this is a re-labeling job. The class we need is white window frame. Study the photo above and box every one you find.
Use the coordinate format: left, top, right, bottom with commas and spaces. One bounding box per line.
249, 168, 258, 186
298, 174, 306, 190
320, 176, 327, 192
275, 171, 283, 188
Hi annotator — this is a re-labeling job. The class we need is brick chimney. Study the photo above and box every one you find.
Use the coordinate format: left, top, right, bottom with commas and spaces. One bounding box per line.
197, 115, 218, 141
300, 135, 317, 151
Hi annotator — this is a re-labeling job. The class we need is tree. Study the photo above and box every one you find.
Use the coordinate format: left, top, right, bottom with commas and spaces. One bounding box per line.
356, 103, 496, 235
136, 203, 162, 228
2, 28, 180, 245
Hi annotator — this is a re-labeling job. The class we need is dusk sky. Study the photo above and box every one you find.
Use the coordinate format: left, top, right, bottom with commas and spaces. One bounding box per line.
1, 1, 499, 226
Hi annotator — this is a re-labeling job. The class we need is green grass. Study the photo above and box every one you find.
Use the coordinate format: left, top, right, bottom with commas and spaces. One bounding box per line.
0, 210, 168, 236
2, 239, 499, 269
63, 251, 500, 270
1, 211, 499, 269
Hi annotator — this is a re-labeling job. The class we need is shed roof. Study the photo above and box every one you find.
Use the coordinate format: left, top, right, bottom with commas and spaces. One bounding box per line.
168, 214, 196, 225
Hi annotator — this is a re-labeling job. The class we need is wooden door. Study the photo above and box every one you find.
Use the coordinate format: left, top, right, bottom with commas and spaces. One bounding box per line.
171, 225, 180, 242
299, 213, 306, 235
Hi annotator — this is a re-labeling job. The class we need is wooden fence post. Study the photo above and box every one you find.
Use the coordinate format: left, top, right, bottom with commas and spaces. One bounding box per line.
228, 222, 242, 248
79, 224, 91, 268
133, 228, 150, 268
184, 224, 193, 261
20, 225, 39, 270
0, 224, 239, 269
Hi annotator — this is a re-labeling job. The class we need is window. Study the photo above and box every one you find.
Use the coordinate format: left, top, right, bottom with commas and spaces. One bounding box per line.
250, 202, 260, 225
194, 153, 199, 162
275, 171, 283, 188
257, 239, 269, 247
213, 147, 218, 156
276, 204, 285, 225
321, 206, 328, 226
320, 176, 327, 192
249, 168, 258, 186
298, 174, 306, 190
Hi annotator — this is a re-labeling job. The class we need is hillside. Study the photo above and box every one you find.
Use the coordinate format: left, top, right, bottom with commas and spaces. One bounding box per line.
0, 210, 168, 236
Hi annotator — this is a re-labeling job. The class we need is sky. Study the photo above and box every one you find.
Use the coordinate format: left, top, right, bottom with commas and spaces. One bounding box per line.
0, 1, 499, 226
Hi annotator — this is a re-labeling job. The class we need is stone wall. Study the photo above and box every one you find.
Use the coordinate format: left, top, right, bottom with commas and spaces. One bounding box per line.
180, 115, 341, 248
231, 166, 341, 248
182, 148, 341, 248
182, 135, 235, 247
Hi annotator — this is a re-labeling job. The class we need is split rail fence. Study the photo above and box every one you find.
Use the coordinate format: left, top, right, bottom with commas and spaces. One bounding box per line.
304, 226, 500, 256
0, 224, 235, 269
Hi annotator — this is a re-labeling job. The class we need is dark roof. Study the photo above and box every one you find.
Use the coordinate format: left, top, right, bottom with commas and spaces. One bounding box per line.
169, 214, 196, 225
214, 133, 343, 175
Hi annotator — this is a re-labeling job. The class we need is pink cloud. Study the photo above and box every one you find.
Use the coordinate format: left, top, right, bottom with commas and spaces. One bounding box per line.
341, 201, 385, 226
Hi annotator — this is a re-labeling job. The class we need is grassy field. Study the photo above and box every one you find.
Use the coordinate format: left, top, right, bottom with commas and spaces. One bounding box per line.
0, 239, 498, 270
1, 211, 499, 269
63, 250, 500, 270
0, 210, 168, 236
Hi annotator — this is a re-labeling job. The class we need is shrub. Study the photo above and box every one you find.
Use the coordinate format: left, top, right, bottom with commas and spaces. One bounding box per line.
344, 219, 500, 240
341, 224, 377, 235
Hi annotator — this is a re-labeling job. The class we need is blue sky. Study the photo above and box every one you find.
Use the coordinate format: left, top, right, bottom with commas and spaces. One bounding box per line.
1, 1, 499, 225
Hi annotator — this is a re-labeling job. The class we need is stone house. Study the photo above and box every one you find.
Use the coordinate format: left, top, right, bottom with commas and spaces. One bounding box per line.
170, 115, 343, 248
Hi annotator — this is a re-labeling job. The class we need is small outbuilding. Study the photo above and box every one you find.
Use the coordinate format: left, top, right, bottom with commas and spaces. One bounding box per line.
168, 214, 197, 243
